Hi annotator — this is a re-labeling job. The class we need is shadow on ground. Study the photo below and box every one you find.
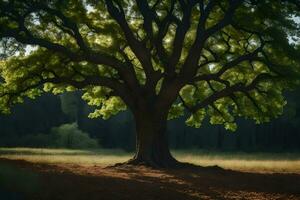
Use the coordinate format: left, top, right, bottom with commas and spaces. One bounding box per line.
0, 158, 299, 200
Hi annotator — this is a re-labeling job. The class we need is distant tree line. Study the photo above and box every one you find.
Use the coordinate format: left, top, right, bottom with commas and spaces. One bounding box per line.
0, 91, 299, 152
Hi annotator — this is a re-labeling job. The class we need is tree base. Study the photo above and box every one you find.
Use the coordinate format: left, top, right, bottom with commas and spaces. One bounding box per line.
110, 157, 192, 169
109, 159, 225, 172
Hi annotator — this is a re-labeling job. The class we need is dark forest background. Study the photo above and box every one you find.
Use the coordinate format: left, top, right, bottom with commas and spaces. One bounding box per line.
0, 89, 300, 152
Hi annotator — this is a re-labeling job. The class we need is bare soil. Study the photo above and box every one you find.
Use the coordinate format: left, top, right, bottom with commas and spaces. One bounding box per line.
0, 158, 299, 200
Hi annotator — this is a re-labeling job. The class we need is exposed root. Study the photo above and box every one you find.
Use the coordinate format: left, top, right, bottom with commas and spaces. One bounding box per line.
107, 157, 191, 169
107, 158, 160, 169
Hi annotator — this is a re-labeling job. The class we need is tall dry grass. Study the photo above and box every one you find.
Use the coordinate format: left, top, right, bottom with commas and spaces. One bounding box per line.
0, 148, 299, 173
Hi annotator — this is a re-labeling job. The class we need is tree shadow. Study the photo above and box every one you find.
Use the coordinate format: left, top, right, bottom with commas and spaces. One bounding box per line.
1, 158, 300, 200
110, 163, 300, 199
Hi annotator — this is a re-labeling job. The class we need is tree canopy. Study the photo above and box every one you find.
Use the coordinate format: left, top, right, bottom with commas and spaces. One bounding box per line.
0, 0, 299, 131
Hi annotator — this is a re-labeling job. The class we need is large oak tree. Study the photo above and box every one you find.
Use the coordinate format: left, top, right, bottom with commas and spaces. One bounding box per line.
0, 0, 299, 167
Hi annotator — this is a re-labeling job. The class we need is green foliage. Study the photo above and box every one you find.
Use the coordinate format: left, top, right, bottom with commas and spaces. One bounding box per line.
0, 0, 299, 132
186, 109, 206, 128
87, 96, 127, 119
0, 123, 99, 149
51, 123, 99, 149
168, 103, 185, 120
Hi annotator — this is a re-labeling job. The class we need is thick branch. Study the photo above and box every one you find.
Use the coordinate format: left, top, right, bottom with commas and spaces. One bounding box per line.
105, 0, 156, 88
167, 2, 195, 73
190, 73, 276, 112
180, 0, 242, 81
1, 74, 135, 110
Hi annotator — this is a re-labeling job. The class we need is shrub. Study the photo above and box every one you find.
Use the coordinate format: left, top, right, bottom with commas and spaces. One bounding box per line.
51, 123, 99, 149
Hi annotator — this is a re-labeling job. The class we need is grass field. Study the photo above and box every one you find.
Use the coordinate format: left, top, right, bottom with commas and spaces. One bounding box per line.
1, 147, 300, 200
0, 147, 299, 173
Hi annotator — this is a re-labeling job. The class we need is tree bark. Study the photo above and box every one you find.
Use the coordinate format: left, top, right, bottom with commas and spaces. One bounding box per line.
127, 110, 179, 168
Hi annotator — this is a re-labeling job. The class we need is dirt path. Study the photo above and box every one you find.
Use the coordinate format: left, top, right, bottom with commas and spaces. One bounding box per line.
0, 158, 299, 200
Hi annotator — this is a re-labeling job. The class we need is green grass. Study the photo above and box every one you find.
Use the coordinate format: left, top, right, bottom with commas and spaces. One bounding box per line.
0, 148, 131, 166
176, 150, 300, 173
0, 147, 300, 173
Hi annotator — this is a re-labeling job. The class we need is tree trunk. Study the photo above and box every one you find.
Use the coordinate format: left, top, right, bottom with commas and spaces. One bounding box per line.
127, 111, 179, 168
